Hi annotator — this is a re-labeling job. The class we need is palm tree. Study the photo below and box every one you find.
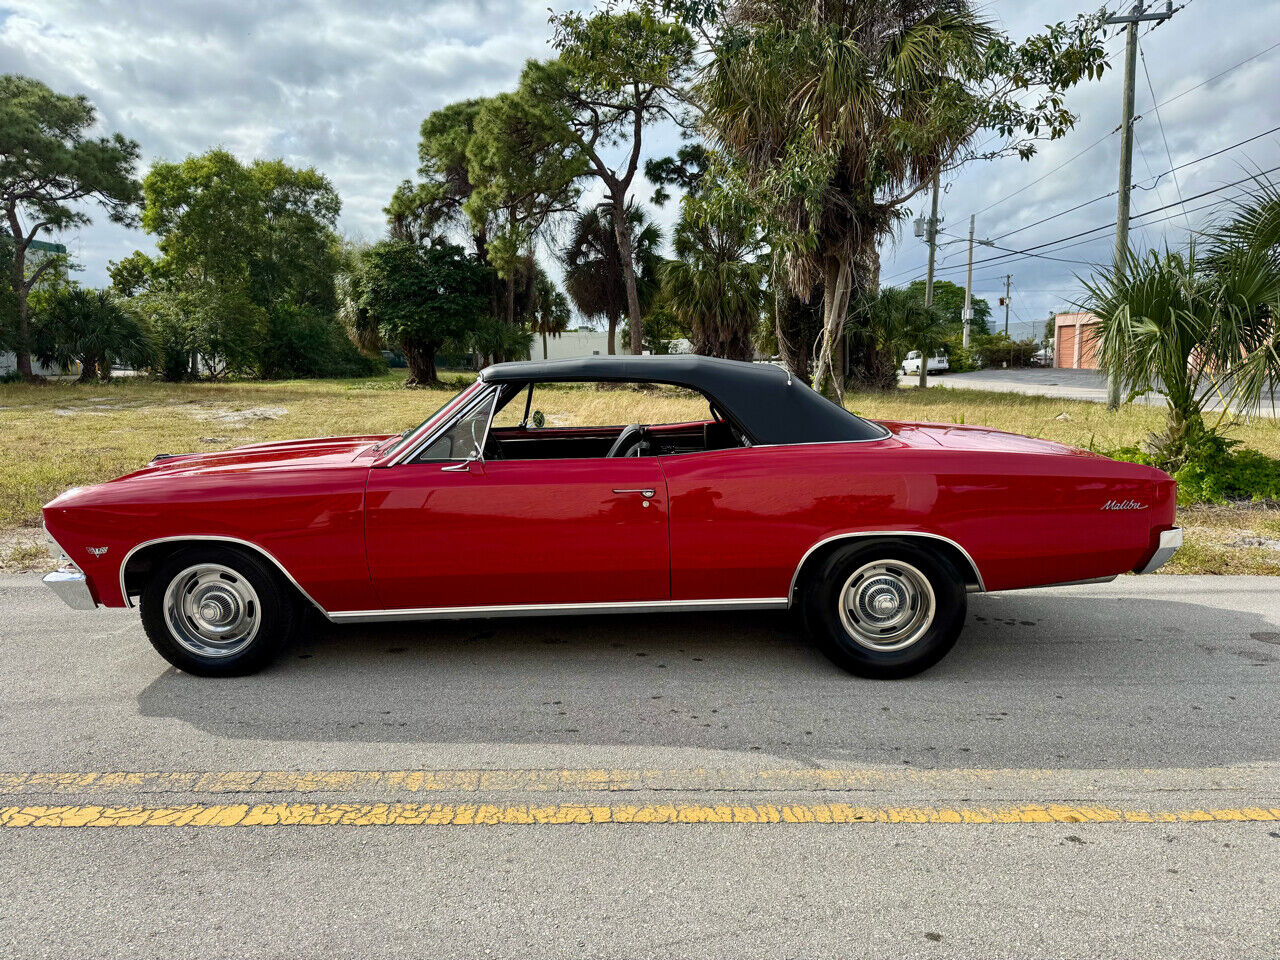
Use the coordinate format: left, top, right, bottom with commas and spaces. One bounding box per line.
1085, 180, 1280, 468
530, 268, 571, 359
33, 288, 154, 381
847, 287, 946, 390
561, 202, 661, 354
662, 204, 766, 361
696, 0, 1108, 396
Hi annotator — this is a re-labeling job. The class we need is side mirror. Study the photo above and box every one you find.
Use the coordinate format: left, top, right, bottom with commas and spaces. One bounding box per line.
531, 410, 546, 428
441, 451, 482, 473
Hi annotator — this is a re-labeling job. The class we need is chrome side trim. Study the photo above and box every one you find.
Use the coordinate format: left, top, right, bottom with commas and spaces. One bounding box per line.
43, 569, 97, 610
1136, 527, 1182, 575
325, 597, 789, 624
748, 425, 893, 449
117, 535, 325, 612
986, 575, 1117, 592
787, 531, 986, 601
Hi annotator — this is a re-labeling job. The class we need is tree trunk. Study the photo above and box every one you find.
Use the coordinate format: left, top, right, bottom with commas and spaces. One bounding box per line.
842, 238, 896, 392
812, 256, 852, 400
611, 198, 644, 356
403, 343, 439, 386
77, 356, 99, 383
606, 315, 617, 355
541, 332, 548, 360
918, 352, 928, 389
776, 288, 823, 385
9, 246, 33, 381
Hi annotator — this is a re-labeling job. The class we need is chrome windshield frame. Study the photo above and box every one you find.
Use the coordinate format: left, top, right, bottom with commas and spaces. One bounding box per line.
385, 380, 501, 467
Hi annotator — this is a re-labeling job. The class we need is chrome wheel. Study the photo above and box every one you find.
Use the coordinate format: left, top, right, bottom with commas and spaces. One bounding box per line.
162, 563, 261, 659
837, 560, 936, 652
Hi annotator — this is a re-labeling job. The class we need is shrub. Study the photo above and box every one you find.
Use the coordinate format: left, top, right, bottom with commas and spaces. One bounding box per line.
260, 305, 385, 379
943, 337, 981, 373
1108, 436, 1280, 505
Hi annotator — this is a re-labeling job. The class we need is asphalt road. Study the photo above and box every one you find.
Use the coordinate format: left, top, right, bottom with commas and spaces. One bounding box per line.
2, 573, 1279, 958
899, 367, 1280, 417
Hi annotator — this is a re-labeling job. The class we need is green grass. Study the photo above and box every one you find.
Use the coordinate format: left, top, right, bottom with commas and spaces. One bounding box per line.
5, 374, 1279, 575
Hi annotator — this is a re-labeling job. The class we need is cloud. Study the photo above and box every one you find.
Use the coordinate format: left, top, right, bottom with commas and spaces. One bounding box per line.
881, 0, 1280, 336
2, 0, 1278, 331
0, 0, 586, 283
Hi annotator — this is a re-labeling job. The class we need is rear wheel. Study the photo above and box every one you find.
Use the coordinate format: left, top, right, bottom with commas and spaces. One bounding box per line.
801, 540, 966, 679
139, 545, 300, 676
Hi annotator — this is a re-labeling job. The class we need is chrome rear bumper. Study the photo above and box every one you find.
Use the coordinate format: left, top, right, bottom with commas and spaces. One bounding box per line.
1136, 527, 1182, 575
43, 569, 97, 610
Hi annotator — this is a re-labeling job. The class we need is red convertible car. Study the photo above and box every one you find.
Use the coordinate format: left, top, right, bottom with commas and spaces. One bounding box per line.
42, 355, 1180, 679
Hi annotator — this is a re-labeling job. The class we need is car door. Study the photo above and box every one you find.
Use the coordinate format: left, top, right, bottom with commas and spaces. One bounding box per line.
364, 392, 670, 611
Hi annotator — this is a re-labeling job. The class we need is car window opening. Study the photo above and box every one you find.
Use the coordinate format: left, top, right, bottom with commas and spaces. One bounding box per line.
414, 380, 752, 463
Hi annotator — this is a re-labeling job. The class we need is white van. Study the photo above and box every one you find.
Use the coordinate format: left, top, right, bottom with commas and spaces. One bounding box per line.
900, 350, 949, 375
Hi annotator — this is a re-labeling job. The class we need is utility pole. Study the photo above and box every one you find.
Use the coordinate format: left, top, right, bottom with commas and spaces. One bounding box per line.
920, 170, 941, 389
962, 214, 975, 348
1105, 0, 1174, 409
1003, 274, 1011, 336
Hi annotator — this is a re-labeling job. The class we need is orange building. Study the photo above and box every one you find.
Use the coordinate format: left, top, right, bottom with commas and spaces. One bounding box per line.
1054, 311, 1101, 369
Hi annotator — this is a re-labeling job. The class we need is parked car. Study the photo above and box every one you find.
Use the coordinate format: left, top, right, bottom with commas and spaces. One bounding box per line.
42, 355, 1180, 679
900, 350, 950, 375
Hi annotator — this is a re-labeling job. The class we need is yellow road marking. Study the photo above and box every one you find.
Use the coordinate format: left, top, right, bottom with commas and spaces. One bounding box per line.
2, 802, 1278, 828
0, 766, 1264, 797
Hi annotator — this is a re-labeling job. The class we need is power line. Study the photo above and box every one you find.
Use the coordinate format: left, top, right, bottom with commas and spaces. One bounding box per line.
1140, 41, 1188, 224
939, 229, 1096, 266
1134, 123, 1280, 190
970, 130, 1114, 219
894, 166, 1280, 285
1152, 37, 1280, 112
933, 121, 1280, 256
985, 124, 1280, 249
963, 30, 1280, 225
966, 25, 1135, 159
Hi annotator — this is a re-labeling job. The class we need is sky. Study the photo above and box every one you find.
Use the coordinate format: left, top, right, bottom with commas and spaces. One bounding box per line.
2, 0, 1279, 339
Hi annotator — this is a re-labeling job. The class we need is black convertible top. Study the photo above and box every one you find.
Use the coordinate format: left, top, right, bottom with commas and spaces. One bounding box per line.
480, 355, 887, 445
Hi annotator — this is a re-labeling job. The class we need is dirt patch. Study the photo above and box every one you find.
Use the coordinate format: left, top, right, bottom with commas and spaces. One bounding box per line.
0, 529, 54, 574
184, 405, 288, 426
1230, 537, 1280, 551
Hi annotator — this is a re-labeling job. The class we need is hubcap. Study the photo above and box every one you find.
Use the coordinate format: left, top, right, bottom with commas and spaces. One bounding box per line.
837, 560, 936, 652
163, 563, 261, 659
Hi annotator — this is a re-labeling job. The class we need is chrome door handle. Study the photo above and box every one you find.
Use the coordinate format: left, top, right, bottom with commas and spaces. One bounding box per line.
613, 488, 655, 498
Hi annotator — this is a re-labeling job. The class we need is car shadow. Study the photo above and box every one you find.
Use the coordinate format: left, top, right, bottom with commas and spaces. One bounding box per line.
135, 593, 1280, 768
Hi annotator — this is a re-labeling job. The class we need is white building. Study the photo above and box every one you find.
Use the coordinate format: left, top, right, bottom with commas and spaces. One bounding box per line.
0, 353, 69, 377
530, 330, 635, 361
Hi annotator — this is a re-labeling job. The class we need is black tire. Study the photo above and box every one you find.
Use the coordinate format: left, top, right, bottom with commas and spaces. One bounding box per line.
800, 540, 966, 679
139, 545, 301, 676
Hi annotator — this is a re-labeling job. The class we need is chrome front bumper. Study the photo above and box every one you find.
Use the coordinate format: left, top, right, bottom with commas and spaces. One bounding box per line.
43, 568, 97, 610
42, 526, 97, 610
1136, 527, 1183, 575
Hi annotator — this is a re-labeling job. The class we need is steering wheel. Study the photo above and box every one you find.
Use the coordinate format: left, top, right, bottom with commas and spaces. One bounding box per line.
605, 423, 645, 458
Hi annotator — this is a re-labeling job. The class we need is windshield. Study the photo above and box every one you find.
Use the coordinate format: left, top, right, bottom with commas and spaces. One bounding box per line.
376, 379, 485, 459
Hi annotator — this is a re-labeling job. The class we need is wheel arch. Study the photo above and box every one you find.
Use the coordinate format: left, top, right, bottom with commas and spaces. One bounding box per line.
119, 536, 323, 612
788, 532, 984, 604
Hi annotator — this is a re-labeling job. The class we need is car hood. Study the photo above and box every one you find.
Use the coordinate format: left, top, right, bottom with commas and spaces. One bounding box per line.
876, 420, 1109, 459
108, 435, 394, 482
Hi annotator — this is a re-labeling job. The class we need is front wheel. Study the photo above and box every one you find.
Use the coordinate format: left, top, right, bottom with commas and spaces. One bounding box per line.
801, 540, 966, 679
139, 545, 301, 676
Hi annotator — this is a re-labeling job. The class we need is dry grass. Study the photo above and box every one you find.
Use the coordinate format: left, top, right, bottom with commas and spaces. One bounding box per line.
1167, 503, 1280, 575
5, 373, 1279, 575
